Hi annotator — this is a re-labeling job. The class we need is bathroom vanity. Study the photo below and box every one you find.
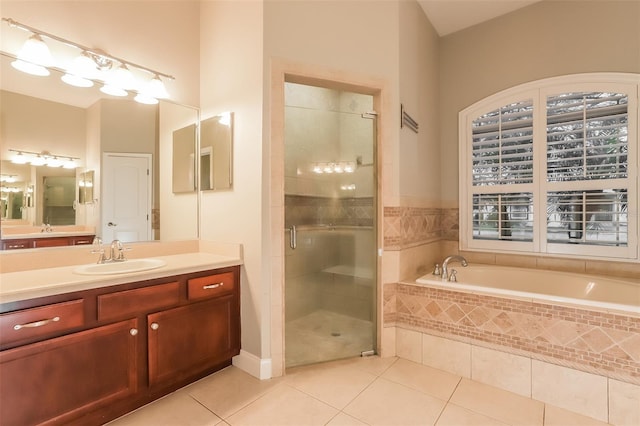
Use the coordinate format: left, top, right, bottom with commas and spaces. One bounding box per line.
0, 256, 241, 425
1, 233, 95, 250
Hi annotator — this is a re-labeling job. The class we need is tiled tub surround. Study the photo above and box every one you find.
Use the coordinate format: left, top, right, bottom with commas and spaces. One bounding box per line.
383, 280, 640, 424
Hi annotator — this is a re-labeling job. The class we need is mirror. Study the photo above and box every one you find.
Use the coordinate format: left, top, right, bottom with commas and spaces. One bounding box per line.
0, 54, 200, 247
78, 170, 94, 204
1, 161, 28, 221
200, 112, 233, 191
172, 124, 196, 193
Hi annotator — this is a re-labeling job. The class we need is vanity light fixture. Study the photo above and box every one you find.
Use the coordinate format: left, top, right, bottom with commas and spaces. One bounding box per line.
8, 149, 80, 168
2, 17, 175, 103
0, 174, 17, 183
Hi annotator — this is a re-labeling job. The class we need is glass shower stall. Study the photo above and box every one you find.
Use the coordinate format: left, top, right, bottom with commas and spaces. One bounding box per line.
284, 82, 377, 368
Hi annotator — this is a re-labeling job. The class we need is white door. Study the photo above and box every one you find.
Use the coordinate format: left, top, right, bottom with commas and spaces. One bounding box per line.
101, 153, 152, 242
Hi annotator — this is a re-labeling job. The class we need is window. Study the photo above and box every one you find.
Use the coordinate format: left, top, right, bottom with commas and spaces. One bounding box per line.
459, 74, 638, 260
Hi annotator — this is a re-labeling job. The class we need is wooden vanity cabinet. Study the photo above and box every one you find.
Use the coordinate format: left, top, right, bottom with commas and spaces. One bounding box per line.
1, 234, 95, 250
0, 265, 240, 426
0, 319, 138, 426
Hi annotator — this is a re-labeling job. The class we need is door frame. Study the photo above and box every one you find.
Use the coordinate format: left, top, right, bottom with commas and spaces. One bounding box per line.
268, 60, 387, 378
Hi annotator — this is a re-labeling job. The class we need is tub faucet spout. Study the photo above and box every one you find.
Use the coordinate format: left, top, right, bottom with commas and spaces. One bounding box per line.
442, 255, 468, 282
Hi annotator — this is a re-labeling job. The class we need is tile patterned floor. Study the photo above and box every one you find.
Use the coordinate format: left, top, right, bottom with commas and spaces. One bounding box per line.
107, 357, 611, 426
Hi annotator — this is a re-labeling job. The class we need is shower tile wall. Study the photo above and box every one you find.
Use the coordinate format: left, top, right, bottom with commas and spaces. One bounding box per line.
285, 195, 373, 227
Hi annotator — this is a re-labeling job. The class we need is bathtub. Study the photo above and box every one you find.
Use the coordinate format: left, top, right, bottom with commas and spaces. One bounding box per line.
416, 264, 640, 314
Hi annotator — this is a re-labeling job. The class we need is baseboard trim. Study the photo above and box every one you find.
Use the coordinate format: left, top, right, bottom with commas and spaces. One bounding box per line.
232, 350, 272, 380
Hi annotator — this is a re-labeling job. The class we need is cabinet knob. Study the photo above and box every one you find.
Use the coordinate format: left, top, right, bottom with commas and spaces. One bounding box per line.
130, 328, 138, 336
150, 322, 159, 330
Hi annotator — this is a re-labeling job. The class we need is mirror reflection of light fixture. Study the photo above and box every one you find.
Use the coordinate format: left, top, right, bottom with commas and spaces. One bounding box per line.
2, 18, 174, 101
100, 83, 128, 97
0, 174, 17, 183
61, 73, 94, 88
134, 93, 159, 105
8, 149, 80, 168
312, 161, 357, 174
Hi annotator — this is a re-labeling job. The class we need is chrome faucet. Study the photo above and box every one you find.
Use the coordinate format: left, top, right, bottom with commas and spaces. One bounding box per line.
441, 255, 468, 282
90, 238, 128, 263
91, 237, 108, 263
41, 223, 52, 233
110, 239, 126, 262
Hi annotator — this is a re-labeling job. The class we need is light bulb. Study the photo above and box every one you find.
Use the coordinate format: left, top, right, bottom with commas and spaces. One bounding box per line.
134, 93, 158, 105
11, 59, 50, 76
46, 157, 63, 168
61, 73, 94, 88
11, 152, 28, 164
16, 34, 53, 67
31, 156, 46, 166
111, 64, 136, 90
145, 75, 169, 99
67, 52, 99, 80
62, 159, 76, 169
100, 84, 127, 97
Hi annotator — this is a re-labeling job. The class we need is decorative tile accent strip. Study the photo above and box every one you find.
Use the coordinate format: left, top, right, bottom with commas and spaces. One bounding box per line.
286, 195, 373, 227
441, 208, 459, 241
383, 283, 640, 384
383, 207, 442, 250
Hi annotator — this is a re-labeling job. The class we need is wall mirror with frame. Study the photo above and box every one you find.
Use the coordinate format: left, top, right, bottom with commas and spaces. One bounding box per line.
200, 112, 233, 191
0, 54, 200, 248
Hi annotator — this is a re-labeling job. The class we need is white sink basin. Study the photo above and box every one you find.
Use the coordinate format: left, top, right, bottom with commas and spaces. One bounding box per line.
73, 258, 166, 275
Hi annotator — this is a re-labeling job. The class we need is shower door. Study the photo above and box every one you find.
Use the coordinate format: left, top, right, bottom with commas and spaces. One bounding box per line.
284, 82, 377, 368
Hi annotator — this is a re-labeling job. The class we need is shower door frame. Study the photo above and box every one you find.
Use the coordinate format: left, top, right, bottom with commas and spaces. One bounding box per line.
269, 60, 388, 377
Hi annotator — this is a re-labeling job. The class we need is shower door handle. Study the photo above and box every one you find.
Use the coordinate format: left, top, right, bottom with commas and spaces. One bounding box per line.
289, 225, 297, 249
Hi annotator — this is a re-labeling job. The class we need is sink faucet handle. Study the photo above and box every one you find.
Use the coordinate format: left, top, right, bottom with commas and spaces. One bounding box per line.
110, 239, 128, 261
449, 269, 458, 282
432, 263, 441, 276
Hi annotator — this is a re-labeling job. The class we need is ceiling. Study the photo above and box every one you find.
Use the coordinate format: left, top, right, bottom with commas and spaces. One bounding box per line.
418, 0, 542, 36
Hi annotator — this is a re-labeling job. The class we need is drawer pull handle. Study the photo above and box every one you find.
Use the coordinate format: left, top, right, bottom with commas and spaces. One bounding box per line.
150, 323, 159, 330
130, 328, 138, 336
13, 316, 60, 330
203, 282, 224, 290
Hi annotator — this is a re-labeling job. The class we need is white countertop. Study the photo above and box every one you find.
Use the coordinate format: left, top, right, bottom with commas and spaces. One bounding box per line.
0, 252, 242, 305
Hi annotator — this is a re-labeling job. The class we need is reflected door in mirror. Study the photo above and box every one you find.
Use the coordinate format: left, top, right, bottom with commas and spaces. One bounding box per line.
102, 153, 152, 242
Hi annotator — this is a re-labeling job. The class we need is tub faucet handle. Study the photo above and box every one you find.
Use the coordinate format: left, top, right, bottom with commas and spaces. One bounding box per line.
449, 269, 458, 282
432, 263, 441, 276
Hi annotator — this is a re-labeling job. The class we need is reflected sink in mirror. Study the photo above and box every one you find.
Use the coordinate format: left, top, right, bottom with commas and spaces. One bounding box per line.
73, 258, 166, 275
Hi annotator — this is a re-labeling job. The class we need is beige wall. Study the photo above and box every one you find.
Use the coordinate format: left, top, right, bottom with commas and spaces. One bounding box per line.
199, 0, 265, 358
439, 0, 640, 203
398, 0, 441, 207
0, 90, 86, 160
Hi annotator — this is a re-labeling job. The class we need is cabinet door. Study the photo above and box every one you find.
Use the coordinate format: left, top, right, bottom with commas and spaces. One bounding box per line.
148, 296, 239, 387
0, 319, 138, 426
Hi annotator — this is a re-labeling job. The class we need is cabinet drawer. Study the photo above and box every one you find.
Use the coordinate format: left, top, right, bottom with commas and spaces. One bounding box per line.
98, 282, 180, 322
2, 239, 32, 250
188, 272, 235, 301
33, 237, 70, 248
0, 299, 84, 346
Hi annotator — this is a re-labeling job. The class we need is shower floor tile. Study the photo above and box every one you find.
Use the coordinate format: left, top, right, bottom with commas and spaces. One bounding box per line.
285, 309, 374, 367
